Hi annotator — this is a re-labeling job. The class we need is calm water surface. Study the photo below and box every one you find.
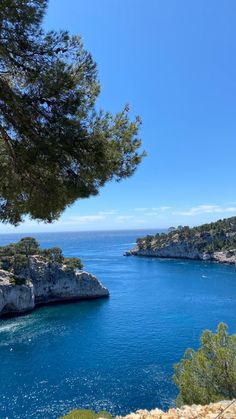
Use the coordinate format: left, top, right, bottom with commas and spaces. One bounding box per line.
0, 230, 236, 419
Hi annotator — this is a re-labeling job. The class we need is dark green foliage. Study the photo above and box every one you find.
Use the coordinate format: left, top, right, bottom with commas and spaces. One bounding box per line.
173, 323, 236, 406
0, 237, 39, 259
0, 237, 84, 281
0, 0, 144, 225
60, 409, 112, 419
137, 216, 236, 253
15, 237, 40, 256
9, 276, 27, 286
146, 235, 153, 243
40, 247, 63, 264
0, 245, 15, 257
63, 257, 83, 271
0, 256, 12, 270
12, 254, 28, 275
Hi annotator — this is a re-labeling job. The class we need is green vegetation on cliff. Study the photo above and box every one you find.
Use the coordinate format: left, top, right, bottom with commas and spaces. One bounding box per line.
136, 216, 236, 254
174, 323, 236, 406
0, 237, 83, 279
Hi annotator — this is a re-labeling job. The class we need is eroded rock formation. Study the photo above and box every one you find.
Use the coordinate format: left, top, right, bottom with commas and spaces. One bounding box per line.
0, 256, 109, 316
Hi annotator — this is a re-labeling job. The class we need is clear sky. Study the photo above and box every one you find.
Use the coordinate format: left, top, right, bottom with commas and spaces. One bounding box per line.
1, 0, 236, 233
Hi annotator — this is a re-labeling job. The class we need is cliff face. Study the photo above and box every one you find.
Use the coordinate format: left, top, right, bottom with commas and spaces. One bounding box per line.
126, 244, 236, 264
125, 216, 236, 265
0, 256, 109, 316
116, 400, 236, 419
0, 269, 35, 315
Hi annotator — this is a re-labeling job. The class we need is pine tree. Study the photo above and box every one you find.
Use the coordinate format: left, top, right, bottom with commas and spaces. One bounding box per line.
0, 0, 144, 224
173, 323, 236, 406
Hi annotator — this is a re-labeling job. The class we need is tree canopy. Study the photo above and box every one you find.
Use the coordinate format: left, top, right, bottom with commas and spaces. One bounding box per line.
173, 323, 236, 406
0, 0, 144, 225
0, 236, 83, 276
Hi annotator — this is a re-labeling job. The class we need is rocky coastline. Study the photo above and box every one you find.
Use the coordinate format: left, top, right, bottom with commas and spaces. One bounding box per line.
0, 255, 109, 317
116, 400, 236, 419
125, 217, 236, 265
125, 246, 236, 265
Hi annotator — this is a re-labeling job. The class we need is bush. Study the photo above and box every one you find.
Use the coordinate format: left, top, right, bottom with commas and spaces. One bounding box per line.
12, 254, 28, 275
60, 409, 112, 419
0, 256, 12, 270
173, 323, 236, 406
63, 257, 83, 271
40, 247, 63, 264
16, 237, 40, 256
0, 245, 15, 257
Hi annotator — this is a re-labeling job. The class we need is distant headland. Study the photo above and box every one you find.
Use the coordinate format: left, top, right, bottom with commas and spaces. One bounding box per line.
125, 216, 236, 265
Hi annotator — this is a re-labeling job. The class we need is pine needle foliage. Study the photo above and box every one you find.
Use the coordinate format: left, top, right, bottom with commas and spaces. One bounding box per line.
173, 323, 236, 406
0, 0, 144, 224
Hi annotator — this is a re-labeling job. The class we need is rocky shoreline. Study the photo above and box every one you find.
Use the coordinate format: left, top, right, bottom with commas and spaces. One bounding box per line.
116, 400, 236, 419
0, 255, 109, 317
125, 217, 236, 265
125, 246, 236, 265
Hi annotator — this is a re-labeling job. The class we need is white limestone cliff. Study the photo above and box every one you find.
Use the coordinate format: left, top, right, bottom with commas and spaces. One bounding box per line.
125, 244, 236, 264
0, 256, 109, 316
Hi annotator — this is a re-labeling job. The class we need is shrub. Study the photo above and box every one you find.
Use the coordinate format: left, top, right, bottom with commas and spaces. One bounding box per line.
16, 237, 40, 256
0, 256, 12, 270
40, 247, 63, 264
60, 409, 112, 419
63, 257, 83, 271
173, 323, 236, 406
12, 254, 28, 275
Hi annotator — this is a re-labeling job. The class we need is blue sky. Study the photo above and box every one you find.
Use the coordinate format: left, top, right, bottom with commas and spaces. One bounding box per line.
1, 0, 236, 232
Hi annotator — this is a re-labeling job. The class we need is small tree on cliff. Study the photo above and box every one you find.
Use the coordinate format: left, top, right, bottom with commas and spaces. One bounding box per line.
0, 0, 144, 225
16, 237, 39, 256
63, 257, 83, 271
173, 323, 236, 406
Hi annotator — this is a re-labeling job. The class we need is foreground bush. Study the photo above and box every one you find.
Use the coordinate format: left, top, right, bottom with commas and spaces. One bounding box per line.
173, 323, 236, 406
60, 409, 112, 419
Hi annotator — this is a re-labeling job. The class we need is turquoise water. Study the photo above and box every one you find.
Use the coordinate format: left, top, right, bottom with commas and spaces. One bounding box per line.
1, 230, 236, 419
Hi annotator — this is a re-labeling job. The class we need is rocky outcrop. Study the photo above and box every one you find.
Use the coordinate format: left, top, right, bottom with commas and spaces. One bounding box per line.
0, 256, 109, 317
0, 269, 35, 315
116, 400, 236, 419
125, 245, 236, 265
125, 216, 236, 265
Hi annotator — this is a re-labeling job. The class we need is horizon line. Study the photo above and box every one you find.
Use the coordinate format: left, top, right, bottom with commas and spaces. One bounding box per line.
0, 227, 167, 236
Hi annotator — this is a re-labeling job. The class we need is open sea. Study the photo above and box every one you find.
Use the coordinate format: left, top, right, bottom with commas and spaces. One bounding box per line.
0, 230, 236, 419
